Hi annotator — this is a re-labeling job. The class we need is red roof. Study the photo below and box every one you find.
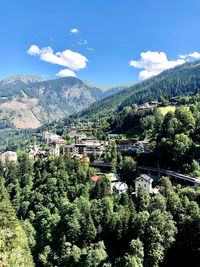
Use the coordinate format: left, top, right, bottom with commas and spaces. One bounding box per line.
91, 176, 100, 182
138, 106, 150, 109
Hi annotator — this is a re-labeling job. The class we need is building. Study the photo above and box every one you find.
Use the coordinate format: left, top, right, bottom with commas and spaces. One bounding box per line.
147, 101, 158, 107
132, 141, 150, 153
68, 130, 77, 137
80, 137, 101, 146
63, 143, 104, 157
137, 105, 152, 111
0, 151, 17, 164
44, 144, 60, 157
43, 131, 66, 145
113, 181, 128, 195
134, 174, 153, 197
74, 134, 87, 144
105, 173, 121, 193
117, 140, 134, 152
91, 175, 100, 183
63, 145, 75, 154
170, 96, 180, 103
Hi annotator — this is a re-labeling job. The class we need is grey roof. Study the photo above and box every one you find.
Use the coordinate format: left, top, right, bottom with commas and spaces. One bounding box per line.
135, 174, 153, 183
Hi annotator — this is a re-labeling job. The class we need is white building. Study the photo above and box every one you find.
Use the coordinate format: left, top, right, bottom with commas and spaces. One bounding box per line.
113, 181, 128, 195
0, 151, 17, 165
134, 174, 153, 197
132, 141, 150, 153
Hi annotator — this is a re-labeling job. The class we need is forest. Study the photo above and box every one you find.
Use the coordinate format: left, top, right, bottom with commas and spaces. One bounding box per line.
0, 150, 200, 266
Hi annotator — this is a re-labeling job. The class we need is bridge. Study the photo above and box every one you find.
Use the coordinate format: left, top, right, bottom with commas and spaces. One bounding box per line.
138, 166, 200, 187
90, 161, 122, 169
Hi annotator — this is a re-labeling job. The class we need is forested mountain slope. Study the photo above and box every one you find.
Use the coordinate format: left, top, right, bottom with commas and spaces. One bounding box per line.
0, 75, 130, 129
64, 61, 200, 122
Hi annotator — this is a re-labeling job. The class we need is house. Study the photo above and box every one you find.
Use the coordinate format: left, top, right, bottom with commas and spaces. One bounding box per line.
134, 174, 153, 197
113, 181, 128, 195
169, 96, 180, 103
91, 175, 100, 183
132, 141, 150, 153
0, 151, 17, 165
105, 173, 121, 193
137, 105, 152, 111
117, 140, 134, 152
68, 130, 77, 137
147, 101, 158, 107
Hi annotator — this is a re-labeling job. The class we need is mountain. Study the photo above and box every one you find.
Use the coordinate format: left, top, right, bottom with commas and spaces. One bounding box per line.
0, 75, 43, 87
0, 75, 131, 129
63, 61, 200, 123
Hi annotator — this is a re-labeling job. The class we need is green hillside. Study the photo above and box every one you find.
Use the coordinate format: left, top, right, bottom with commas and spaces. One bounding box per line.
63, 61, 200, 123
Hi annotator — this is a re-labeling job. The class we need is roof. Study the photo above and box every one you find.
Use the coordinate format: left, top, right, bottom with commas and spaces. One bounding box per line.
91, 176, 100, 182
1, 151, 17, 156
137, 141, 149, 144
106, 173, 121, 182
135, 174, 153, 183
114, 182, 128, 191
138, 105, 151, 109
117, 140, 133, 144
108, 134, 118, 137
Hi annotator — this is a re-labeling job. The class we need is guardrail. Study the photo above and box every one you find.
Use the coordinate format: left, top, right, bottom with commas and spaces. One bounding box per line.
138, 166, 200, 185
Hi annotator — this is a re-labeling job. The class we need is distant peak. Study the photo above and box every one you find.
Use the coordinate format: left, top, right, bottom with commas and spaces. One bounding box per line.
0, 75, 44, 85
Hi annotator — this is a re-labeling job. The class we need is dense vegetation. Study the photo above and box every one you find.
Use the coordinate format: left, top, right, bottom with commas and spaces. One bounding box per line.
1, 153, 200, 266
0, 180, 34, 266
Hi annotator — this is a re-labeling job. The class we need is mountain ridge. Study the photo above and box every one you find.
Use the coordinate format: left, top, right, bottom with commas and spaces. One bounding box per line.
60, 60, 200, 124
0, 75, 133, 129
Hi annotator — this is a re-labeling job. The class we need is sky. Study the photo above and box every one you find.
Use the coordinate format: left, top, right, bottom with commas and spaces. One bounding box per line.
0, 0, 200, 85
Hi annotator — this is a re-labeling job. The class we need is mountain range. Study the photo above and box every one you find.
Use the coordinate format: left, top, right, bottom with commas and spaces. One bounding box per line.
1, 61, 200, 130
63, 60, 200, 123
0, 75, 134, 129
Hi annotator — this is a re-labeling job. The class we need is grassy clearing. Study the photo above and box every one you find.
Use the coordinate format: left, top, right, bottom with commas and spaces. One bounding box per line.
158, 106, 176, 115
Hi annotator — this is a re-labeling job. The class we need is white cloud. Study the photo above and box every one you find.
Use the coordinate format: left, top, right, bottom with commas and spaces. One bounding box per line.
179, 54, 187, 59
188, 51, 200, 58
87, 47, 94, 51
70, 28, 79, 34
179, 51, 200, 59
130, 51, 185, 80
27, 45, 88, 71
27, 45, 41, 55
56, 69, 76, 77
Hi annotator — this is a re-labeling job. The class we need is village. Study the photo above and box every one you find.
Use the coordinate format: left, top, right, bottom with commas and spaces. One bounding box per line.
0, 96, 197, 199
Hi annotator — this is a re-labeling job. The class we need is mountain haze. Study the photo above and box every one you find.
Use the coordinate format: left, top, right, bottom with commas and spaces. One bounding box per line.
0, 75, 131, 129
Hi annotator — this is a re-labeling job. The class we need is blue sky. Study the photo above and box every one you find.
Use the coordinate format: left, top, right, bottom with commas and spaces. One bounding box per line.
0, 0, 200, 85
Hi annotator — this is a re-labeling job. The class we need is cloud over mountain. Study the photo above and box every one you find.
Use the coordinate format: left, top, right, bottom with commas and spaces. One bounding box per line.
130, 51, 185, 80
56, 69, 76, 77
